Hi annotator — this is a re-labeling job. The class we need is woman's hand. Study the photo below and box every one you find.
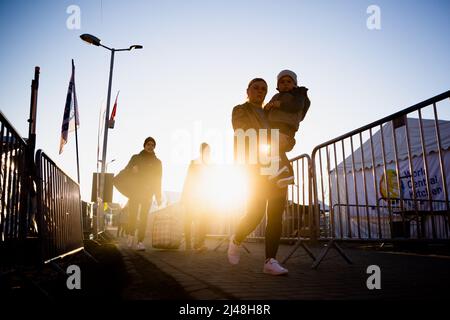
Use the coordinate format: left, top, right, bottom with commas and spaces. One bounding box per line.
265, 101, 281, 110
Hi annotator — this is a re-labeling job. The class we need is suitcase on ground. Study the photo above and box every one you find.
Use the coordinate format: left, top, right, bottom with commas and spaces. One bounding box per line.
152, 204, 183, 249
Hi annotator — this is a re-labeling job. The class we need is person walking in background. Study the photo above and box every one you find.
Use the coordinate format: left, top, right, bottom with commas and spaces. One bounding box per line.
124, 136, 162, 250
117, 201, 129, 238
181, 142, 213, 252
228, 78, 290, 275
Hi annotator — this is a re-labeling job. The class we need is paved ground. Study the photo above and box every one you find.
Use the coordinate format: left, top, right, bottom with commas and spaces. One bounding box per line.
117, 233, 450, 300
3, 229, 449, 303
1, 237, 189, 301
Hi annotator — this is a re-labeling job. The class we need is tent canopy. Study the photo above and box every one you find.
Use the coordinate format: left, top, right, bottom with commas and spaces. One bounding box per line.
335, 118, 450, 173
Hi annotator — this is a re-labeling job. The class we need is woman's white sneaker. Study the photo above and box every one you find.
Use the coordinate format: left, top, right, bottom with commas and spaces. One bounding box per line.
136, 242, 146, 251
263, 258, 288, 275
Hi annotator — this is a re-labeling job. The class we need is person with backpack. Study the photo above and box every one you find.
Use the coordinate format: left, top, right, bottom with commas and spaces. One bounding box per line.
120, 136, 162, 250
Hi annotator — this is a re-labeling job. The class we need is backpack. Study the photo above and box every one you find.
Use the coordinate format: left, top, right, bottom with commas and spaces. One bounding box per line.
113, 168, 137, 198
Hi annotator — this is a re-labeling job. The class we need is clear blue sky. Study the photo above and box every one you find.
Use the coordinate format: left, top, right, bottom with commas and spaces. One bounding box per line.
0, 0, 449, 203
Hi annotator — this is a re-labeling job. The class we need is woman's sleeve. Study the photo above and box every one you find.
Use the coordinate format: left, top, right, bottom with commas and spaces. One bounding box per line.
232, 105, 252, 131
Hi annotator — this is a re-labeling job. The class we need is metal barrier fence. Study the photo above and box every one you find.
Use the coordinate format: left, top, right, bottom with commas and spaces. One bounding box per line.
285, 154, 314, 240
0, 111, 30, 261
249, 154, 314, 241
35, 150, 84, 263
311, 91, 450, 241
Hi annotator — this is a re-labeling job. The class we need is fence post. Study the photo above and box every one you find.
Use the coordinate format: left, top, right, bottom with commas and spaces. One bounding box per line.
309, 157, 317, 241
19, 67, 40, 241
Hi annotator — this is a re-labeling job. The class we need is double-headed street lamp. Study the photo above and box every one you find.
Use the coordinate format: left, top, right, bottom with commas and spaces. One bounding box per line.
80, 33, 142, 205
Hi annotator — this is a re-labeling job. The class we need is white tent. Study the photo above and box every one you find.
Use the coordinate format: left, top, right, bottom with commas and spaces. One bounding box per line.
330, 118, 450, 239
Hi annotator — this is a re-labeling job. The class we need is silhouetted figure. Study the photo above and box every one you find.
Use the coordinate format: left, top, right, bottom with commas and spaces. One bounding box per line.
117, 202, 128, 238
181, 143, 212, 252
125, 137, 162, 250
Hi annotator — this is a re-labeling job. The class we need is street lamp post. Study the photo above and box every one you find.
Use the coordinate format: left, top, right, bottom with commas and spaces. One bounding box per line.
80, 34, 142, 231
97, 158, 116, 172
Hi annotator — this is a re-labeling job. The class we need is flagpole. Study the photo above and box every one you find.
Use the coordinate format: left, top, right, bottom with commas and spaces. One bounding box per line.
72, 59, 81, 185
96, 104, 105, 204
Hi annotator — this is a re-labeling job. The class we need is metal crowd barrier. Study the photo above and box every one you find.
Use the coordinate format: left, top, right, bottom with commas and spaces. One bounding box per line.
284, 154, 314, 241
0, 111, 30, 268
248, 154, 314, 242
35, 150, 84, 263
311, 91, 450, 243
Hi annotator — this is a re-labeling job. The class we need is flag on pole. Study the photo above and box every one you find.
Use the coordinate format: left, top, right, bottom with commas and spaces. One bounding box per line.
59, 59, 80, 154
108, 91, 120, 129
